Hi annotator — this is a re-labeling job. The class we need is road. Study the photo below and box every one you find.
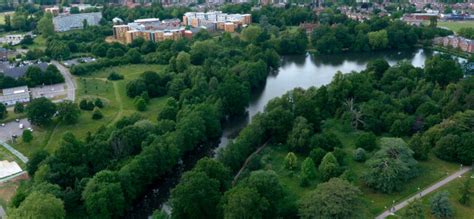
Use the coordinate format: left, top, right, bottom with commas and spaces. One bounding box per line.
51, 61, 76, 102
376, 166, 473, 219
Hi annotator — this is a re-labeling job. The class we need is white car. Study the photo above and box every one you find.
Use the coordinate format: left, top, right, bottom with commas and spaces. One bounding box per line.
19, 124, 24, 129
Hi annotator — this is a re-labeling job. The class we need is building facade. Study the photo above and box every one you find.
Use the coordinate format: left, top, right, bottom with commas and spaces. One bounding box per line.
433, 35, 474, 53
0, 86, 30, 106
113, 18, 185, 44
183, 11, 251, 32
53, 12, 102, 32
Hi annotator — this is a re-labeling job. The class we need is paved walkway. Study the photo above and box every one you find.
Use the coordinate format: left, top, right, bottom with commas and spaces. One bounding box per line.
376, 166, 472, 219
51, 61, 76, 102
0, 140, 28, 164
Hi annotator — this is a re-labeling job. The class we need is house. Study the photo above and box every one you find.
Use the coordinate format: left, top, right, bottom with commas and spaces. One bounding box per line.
0, 86, 30, 106
0, 62, 48, 79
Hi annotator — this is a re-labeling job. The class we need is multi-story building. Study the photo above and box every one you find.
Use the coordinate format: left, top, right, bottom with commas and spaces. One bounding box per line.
113, 18, 186, 44
0, 86, 30, 106
183, 11, 251, 32
434, 35, 474, 53
53, 12, 102, 32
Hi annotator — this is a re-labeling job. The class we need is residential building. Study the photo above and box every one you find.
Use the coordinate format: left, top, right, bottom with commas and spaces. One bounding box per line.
53, 12, 102, 32
433, 35, 474, 53
113, 18, 185, 44
0, 86, 30, 106
183, 11, 251, 32
0, 34, 28, 46
0, 48, 8, 61
0, 62, 48, 79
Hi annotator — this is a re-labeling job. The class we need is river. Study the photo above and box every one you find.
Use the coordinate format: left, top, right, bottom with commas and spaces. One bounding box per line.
124, 48, 435, 218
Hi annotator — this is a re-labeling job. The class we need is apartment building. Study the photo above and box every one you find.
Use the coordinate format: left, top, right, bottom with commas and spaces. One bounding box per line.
0, 86, 30, 106
434, 36, 474, 53
53, 12, 102, 32
183, 11, 251, 32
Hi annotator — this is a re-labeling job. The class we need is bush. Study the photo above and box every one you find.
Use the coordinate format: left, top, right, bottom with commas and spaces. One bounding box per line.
92, 107, 103, 120
430, 191, 453, 219
353, 148, 366, 162
79, 99, 95, 111
107, 71, 124, 81
355, 132, 377, 151
134, 97, 147, 111
94, 98, 104, 108
22, 130, 33, 143
309, 148, 326, 166
14, 103, 24, 114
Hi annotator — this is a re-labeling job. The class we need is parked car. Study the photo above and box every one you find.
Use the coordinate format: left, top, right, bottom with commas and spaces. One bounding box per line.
19, 124, 24, 129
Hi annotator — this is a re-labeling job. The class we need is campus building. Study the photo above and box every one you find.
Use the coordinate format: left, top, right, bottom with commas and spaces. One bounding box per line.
0, 86, 30, 106
183, 11, 252, 32
53, 12, 102, 32
113, 18, 185, 44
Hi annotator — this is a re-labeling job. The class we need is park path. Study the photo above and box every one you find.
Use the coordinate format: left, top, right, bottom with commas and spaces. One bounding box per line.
110, 82, 124, 126
0, 140, 28, 163
232, 141, 268, 186
51, 61, 76, 102
375, 166, 472, 219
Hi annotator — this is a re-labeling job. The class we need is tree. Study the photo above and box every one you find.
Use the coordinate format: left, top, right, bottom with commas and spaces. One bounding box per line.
355, 132, 377, 151
92, 107, 103, 120
175, 51, 191, 73
284, 152, 297, 170
134, 97, 147, 111
26, 97, 57, 126
82, 170, 126, 218
367, 59, 390, 79
57, 101, 81, 124
459, 178, 472, 205
22, 129, 33, 143
26, 150, 49, 176
126, 48, 142, 64
368, 30, 388, 50
170, 171, 221, 219
241, 25, 263, 43
14, 103, 24, 114
9, 192, 65, 219
403, 198, 425, 219
364, 138, 418, 193
299, 178, 362, 219
126, 79, 147, 98
222, 186, 268, 219
353, 148, 366, 162
300, 157, 316, 186
430, 191, 453, 219
94, 98, 104, 108
38, 13, 55, 38
318, 152, 340, 181
425, 54, 463, 86
0, 103, 6, 119
309, 148, 326, 166
287, 116, 313, 154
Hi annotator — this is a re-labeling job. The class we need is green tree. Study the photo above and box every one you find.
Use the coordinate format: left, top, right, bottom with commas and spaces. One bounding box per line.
299, 178, 362, 219
9, 192, 65, 219
22, 129, 33, 143
284, 152, 297, 170
26, 97, 57, 126
26, 150, 49, 176
14, 102, 24, 114
287, 116, 313, 154
222, 186, 268, 219
82, 170, 126, 218
134, 97, 147, 111
459, 178, 472, 205
318, 152, 339, 181
126, 79, 147, 98
94, 98, 104, 108
175, 51, 191, 73
368, 30, 388, 50
425, 54, 463, 86
403, 198, 425, 219
38, 13, 55, 38
57, 101, 81, 124
300, 157, 316, 186
170, 171, 221, 219
241, 25, 263, 43
0, 103, 6, 119
355, 132, 377, 151
92, 107, 103, 120
430, 191, 453, 219
309, 148, 326, 166
353, 148, 366, 162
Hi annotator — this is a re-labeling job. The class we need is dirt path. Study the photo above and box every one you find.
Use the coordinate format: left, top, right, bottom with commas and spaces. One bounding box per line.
232, 141, 269, 186
110, 82, 124, 126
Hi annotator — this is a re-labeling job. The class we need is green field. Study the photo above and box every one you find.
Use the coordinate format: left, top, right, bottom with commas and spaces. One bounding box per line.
251, 119, 460, 217
437, 21, 474, 33
12, 64, 167, 157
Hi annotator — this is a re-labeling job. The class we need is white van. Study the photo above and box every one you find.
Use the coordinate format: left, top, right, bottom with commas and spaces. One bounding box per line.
19, 124, 24, 129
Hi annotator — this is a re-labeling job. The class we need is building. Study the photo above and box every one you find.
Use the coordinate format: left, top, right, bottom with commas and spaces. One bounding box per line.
0, 62, 48, 79
113, 18, 186, 44
0, 34, 27, 46
53, 12, 102, 32
45, 7, 60, 16
183, 11, 251, 32
0, 48, 8, 61
0, 86, 30, 106
433, 35, 474, 53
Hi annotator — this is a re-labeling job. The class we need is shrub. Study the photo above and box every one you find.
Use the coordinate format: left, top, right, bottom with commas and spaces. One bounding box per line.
353, 148, 366, 162
355, 132, 377, 151
94, 98, 104, 108
14, 102, 25, 113
92, 107, 103, 120
107, 72, 124, 81
134, 97, 147, 111
22, 130, 33, 143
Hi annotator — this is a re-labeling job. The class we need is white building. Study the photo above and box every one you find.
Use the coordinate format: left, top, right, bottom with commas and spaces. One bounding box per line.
53, 12, 102, 32
0, 86, 30, 106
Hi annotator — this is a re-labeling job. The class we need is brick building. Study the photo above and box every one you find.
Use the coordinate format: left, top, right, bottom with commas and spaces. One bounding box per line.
183, 11, 251, 32
434, 35, 474, 53
113, 18, 185, 44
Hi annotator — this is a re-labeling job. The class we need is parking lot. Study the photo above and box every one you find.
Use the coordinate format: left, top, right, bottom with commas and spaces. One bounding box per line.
0, 119, 32, 142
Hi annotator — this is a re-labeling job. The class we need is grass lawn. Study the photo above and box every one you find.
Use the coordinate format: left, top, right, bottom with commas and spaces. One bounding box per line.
12, 64, 167, 156
436, 21, 474, 33
0, 11, 13, 25
250, 119, 461, 217
0, 108, 25, 124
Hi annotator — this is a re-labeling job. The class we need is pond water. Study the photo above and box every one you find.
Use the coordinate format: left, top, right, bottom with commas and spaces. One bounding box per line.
124, 48, 436, 218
